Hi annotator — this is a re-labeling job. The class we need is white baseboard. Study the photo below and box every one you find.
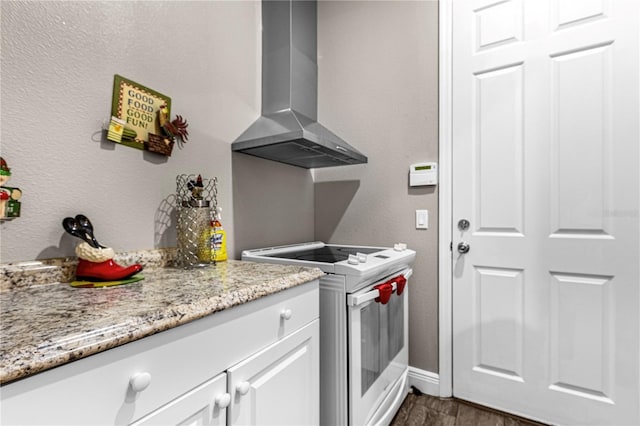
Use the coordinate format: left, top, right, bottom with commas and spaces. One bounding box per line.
407, 367, 441, 397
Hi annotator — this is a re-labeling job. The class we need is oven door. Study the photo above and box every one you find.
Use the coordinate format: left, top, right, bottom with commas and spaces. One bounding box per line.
347, 268, 412, 426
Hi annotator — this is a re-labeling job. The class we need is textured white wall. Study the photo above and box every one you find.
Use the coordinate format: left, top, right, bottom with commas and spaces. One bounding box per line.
316, 0, 440, 373
1, 1, 260, 262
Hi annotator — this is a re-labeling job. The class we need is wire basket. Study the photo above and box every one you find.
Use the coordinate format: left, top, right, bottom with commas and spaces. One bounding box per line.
175, 174, 218, 268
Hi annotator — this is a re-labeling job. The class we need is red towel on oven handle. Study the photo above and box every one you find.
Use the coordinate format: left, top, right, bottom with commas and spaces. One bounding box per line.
374, 282, 393, 304
393, 275, 407, 296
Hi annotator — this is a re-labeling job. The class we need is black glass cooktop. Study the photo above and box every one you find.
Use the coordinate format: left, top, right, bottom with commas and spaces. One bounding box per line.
264, 246, 382, 263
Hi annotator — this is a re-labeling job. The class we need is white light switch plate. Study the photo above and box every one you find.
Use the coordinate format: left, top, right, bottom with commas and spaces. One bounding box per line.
416, 210, 428, 229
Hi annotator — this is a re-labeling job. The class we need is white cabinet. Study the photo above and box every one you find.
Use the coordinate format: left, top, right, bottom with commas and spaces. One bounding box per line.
134, 320, 319, 426
1, 280, 319, 426
228, 321, 319, 426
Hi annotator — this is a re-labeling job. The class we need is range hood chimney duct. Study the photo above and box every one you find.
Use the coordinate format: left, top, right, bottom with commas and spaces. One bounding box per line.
232, 0, 367, 169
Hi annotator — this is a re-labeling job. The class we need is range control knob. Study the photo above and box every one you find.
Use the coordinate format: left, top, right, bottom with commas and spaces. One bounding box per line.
348, 254, 359, 265
356, 252, 367, 263
394, 243, 407, 251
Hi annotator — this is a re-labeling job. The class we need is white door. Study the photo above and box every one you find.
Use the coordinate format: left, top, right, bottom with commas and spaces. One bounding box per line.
227, 320, 319, 426
451, 0, 639, 425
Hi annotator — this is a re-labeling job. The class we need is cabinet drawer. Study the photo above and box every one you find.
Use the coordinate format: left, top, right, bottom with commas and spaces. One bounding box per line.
1, 280, 319, 425
245, 278, 319, 342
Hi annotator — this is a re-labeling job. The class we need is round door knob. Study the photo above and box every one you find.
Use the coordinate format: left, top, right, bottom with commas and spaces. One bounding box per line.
280, 308, 293, 320
457, 242, 470, 254
236, 381, 251, 395
215, 393, 231, 408
129, 372, 152, 393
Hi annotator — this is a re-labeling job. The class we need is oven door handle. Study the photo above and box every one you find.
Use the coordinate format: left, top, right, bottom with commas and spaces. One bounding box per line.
347, 268, 413, 307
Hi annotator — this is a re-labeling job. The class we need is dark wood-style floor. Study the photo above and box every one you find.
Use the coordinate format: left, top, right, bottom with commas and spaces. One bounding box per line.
391, 391, 549, 426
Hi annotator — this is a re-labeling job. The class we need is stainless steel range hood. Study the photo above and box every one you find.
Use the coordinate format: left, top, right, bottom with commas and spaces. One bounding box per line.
232, 0, 367, 169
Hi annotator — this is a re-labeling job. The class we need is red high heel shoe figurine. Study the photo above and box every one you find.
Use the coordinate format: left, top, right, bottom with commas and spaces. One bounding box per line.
63, 215, 143, 282
75, 244, 142, 281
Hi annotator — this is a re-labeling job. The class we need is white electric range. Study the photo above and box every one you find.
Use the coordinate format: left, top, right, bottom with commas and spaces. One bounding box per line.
242, 241, 416, 426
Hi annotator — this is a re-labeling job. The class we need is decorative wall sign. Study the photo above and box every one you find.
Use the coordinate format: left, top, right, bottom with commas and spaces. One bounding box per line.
109, 74, 172, 151
108, 75, 189, 157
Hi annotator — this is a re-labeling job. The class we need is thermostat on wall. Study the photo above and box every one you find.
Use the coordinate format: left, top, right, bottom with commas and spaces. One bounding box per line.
409, 162, 438, 186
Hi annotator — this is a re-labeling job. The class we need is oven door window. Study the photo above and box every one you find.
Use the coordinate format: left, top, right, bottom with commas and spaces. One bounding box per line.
360, 294, 404, 396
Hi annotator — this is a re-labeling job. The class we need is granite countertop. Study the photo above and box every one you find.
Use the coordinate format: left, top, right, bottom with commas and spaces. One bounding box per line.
0, 259, 324, 385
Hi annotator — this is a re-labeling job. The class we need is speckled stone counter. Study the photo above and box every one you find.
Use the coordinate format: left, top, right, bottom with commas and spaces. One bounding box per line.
0, 258, 324, 385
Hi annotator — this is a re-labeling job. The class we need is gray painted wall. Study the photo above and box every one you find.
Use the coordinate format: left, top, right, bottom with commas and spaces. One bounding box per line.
1, 0, 439, 375
315, 0, 440, 373
1, 0, 260, 263
232, 153, 315, 258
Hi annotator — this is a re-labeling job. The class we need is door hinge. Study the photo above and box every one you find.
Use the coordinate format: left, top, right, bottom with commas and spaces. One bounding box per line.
449, 241, 453, 252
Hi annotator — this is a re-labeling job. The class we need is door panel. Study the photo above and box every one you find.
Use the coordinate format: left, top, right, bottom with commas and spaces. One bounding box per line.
554, 0, 607, 29
473, 266, 524, 380
549, 272, 614, 403
550, 43, 613, 236
474, 0, 523, 52
474, 64, 523, 234
452, 0, 639, 424
475, 63, 525, 234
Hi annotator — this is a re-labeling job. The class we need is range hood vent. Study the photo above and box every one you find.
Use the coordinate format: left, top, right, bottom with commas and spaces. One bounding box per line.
232, 0, 367, 169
